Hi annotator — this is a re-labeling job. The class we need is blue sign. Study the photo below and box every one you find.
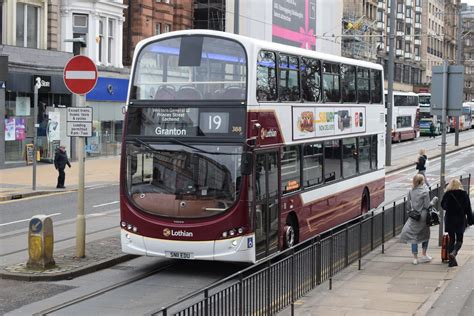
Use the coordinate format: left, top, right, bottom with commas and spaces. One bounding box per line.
247, 237, 254, 249
86, 77, 129, 102
30, 218, 43, 234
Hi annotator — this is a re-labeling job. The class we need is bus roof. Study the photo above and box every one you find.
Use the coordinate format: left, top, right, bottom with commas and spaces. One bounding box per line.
132, 29, 383, 71
383, 90, 418, 96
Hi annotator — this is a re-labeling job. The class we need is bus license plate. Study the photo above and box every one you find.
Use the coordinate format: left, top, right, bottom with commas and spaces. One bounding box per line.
166, 251, 193, 259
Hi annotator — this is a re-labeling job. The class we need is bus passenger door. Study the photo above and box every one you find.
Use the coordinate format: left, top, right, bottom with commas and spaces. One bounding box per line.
254, 151, 280, 260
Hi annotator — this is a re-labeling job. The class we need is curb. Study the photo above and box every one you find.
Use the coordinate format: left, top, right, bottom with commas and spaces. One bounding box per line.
0, 254, 137, 282
0, 190, 60, 202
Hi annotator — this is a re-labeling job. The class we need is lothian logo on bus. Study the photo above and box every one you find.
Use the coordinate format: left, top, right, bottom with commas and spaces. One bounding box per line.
163, 228, 194, 237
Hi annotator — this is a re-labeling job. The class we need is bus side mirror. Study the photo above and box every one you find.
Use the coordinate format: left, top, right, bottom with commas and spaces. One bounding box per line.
241, 152, 253, 176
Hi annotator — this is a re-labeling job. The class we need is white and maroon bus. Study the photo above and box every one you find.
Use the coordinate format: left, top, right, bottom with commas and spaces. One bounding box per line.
385, 91, 419, 142
120, 30, 386, 263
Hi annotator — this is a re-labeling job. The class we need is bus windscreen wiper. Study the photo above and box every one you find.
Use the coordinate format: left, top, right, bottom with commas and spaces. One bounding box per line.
131, 138, 160, 153
169, 138, 239, 155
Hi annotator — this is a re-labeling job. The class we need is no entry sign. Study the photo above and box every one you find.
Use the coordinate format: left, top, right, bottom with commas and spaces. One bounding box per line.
63, 55, 98, 95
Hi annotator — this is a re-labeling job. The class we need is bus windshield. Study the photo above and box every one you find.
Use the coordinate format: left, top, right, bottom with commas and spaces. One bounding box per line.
126, 143, 243, 218
131, 35, 247, 101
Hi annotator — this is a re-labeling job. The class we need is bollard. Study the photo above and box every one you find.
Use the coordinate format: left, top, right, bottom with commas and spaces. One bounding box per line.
27, 215, 55, 269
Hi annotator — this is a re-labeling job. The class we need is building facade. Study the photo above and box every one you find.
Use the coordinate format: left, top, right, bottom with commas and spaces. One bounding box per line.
122, 0, 193, 66
342, 0, 424, 92
461, 4, 473, 101
60, 0, 129, 158
0, 0, 73, 169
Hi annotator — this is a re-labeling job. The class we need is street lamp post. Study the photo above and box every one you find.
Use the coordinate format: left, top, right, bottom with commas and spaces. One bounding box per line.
385, 0, 396, 167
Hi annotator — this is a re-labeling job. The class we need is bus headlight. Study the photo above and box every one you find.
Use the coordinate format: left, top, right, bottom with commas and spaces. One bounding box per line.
221, 227, 245, 239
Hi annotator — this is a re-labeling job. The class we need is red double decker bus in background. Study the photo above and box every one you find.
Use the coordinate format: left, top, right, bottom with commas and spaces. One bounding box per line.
120, 30, 386, 263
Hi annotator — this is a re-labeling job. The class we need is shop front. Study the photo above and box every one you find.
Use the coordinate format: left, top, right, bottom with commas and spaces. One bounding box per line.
85, 76, 128, 157
3, 72, 72, 166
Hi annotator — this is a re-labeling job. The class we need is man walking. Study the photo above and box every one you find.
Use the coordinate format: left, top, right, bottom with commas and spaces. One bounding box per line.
54, 145, 71, 189
429, 121, 436, 139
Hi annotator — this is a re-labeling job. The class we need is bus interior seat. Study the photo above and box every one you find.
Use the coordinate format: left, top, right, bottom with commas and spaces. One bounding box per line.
222, 86, 244, 99
176, 86, 203, 100
155, 85, 176, 100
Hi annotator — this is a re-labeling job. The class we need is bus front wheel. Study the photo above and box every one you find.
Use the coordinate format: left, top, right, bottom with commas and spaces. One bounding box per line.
284, 216, 299, 248
361, 188, 370, 215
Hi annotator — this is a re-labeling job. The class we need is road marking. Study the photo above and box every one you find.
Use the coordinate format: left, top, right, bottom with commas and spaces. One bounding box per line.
0, 212, 62, 227
92, 201, 119, 208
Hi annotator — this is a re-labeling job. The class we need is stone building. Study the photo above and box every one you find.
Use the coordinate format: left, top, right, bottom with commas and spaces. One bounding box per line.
460, 4, 473, 102
122, 0, 193, 66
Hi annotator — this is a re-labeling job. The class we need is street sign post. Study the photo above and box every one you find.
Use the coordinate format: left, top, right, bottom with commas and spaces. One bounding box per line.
63, 55, 97, 258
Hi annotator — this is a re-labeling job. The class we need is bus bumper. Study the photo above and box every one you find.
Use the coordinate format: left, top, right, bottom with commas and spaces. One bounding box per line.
121, 229, 256, 263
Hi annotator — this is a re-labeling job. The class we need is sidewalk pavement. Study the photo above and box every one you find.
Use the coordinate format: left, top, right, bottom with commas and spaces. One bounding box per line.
0, 140, 473, 314
0, 156, 120, 201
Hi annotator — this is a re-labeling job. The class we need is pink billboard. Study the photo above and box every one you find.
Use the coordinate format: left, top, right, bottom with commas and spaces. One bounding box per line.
272, 0, 316, 50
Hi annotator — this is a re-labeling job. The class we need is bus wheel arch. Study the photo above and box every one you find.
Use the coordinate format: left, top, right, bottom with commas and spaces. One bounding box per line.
361, 187, 371, 214
283, 213, 299, 249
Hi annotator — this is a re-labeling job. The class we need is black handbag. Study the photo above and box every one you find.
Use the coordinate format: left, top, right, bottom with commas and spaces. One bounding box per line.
408, 209, 421, 221
427, 207, 440, 226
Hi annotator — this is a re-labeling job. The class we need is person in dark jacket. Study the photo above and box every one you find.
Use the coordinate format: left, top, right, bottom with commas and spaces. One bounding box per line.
441, 178, 473, 267
415, 148, 429, 187
429, 122, 436, 139
54, 145, 71, 189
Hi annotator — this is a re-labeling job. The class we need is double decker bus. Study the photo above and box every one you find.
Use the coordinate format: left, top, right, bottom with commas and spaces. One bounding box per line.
385, 91, 419, 142
448, 103, 473, 131
121, 30, 385, 263
417, 93, 443, 136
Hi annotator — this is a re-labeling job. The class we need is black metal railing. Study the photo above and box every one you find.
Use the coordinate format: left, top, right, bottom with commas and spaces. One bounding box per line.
149, 174, 471, 316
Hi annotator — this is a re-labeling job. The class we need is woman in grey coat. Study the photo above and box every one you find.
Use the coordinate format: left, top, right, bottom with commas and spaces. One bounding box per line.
399, 174, 435, 265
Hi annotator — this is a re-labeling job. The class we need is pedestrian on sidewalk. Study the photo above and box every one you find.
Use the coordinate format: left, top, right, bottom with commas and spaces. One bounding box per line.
415, 148, 429, 187
429, 122, 436, 139
54, 145, 71, 189
441, 178, 473, 267
399, 174, 436, 265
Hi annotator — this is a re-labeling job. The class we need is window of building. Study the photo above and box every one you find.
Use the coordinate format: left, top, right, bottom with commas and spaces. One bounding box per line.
301, 57, 321, 102
98, 19, 105, 63
0, 1, 3, 44
341, 64, 356, 102
257, 50, 277, 101
324, 139, 341, 182
342, 137, 358, 178
357, 67, 370, 103
164, 24, 171, 33
281, 146, 301, 194
108, 19, 115, 64
155, 23, 161, 35
303, 142, 323, 187
322, 62, 340, 102
16, 3, 39, 48
279, 54, 300, 101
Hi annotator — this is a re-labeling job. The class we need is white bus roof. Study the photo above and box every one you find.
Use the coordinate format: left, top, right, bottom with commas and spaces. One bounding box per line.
383, 90, 418, 96
133, 29, 383, 71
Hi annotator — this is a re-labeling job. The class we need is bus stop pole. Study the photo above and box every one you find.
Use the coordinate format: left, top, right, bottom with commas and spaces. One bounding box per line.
76, 92, 86, 258
439, 60, 448, 246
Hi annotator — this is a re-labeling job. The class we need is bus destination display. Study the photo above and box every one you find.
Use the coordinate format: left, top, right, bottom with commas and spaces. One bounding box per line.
127, 106, 244, 138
